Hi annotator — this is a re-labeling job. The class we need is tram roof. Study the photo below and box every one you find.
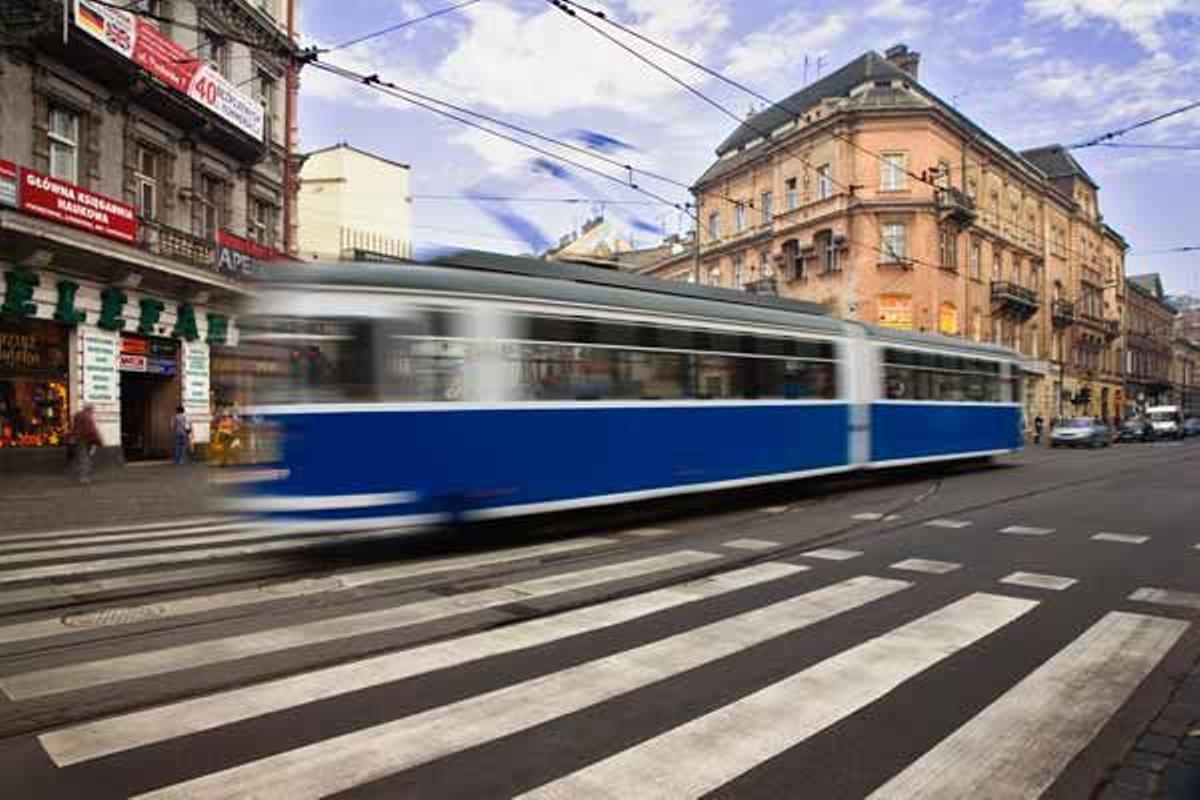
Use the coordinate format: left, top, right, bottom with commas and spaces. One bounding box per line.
858, 323, 1020, 359
260, 251, 846, 335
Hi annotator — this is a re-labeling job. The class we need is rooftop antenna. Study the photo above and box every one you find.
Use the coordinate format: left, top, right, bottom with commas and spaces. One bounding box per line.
803, 55, 810, 86
816, 55, 827, 78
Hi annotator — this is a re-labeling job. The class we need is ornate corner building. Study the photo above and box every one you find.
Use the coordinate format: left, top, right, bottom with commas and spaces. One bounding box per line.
643, 45, 1128, 427
0, 0, 299, 470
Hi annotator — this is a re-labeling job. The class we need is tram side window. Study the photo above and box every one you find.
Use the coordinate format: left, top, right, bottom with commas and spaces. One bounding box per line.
377, 309, 468, 401
242, 317, 376, 403
882, 348, 1005, 403
511, 314, 838, 401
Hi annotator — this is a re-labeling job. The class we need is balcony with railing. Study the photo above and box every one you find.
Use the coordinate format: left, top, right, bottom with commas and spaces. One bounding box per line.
935, 187, 977, 228
991, 281, 1039, 320
1051, 299, 1076, 326
1102, 318, 1120, 340
138, 219, 216, 270
743, 277, 778, 296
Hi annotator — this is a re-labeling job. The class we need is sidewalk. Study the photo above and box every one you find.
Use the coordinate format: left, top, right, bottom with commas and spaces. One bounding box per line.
0, 461, 225, 535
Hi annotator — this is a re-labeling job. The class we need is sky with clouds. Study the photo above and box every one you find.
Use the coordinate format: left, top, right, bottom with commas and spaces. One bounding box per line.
296, 0, 1200, 293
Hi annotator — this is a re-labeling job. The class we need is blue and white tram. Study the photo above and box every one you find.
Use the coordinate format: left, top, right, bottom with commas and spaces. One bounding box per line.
231, 251, 1022, 531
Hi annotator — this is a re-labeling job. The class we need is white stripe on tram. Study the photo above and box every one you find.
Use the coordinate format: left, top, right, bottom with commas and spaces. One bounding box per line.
0, 537, 616, 646
0, 527, 412, 587
43, 561, 811, 767
4, 550, 719, 700
868, 611, 1188, 799
521, 592, 1036, 800
127, 575, 909, 800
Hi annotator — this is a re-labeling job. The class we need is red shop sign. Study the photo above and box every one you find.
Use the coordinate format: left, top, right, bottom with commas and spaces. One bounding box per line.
20, 168, 137, 244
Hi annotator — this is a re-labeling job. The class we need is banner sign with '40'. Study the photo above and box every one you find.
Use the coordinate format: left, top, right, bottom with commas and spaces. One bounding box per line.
74, 0, 265, 141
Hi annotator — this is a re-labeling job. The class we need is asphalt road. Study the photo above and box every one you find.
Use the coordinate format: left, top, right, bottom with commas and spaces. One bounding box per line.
1, 440, 1199, 799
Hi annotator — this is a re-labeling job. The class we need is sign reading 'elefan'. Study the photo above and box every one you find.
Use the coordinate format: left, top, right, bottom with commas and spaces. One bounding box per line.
74, 0, 265, 141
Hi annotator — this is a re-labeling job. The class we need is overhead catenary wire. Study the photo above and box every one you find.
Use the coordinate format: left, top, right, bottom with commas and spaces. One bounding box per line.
325, 0, 483, 53
308, 60, 712, 236
1069, 101, 1200, 149
548, 0, 1142, 277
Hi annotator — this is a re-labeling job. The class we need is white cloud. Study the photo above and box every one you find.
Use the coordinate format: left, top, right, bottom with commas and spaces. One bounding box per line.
724, 10, 848, 80
993, 35, 1045, 60
864, 0, 931, 22
1024, 0, 1193, 50
432, 1, 729, 117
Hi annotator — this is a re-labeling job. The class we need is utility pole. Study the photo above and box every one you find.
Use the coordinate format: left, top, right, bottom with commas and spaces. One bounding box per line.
690, 195, 701, 284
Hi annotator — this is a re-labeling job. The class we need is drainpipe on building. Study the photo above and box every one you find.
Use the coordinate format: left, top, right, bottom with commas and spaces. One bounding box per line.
282, 0, 298, 256
690, 193, 701, 284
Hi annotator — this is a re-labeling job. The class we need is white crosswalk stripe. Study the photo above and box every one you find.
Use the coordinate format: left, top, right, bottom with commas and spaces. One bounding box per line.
2, 516, 237, 543
3, 550, 720, 700
722, 538, 779, 551
1092, 533, 1150, 544
868, 612, 1188, 799
999, 525, 1055, 536
0, 522, 249, 555
0, 527, 405, 586
126, 575, 910, 799
0, 536, 616, 646
41, 561, 811, 766
522, 593, 1035, 799
923, 519, 972, 529
999, 572, 1078, 592
18, 556, 1190, 800
801, 548, 862, 561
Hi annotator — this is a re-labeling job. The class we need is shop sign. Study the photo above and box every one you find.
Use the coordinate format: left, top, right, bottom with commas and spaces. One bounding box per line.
214, 231, 286, 278
82, 334, 118, 403
119, 353, 147, 372
183, 342, 210, 406
0, 159, 17, 208
20, 167, 137, 244
0, 318, 68, 378
74, 1, 264, 141
147, 357, 177, 377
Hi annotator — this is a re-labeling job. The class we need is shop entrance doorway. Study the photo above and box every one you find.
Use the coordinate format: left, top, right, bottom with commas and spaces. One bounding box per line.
119, 335, 180, 461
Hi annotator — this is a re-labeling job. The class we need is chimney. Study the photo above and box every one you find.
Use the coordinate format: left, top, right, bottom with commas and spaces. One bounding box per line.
885, 44, 920, 80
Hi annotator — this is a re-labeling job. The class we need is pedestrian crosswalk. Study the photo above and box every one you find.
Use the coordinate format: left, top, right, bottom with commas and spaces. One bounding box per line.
1, 516, 1194, 798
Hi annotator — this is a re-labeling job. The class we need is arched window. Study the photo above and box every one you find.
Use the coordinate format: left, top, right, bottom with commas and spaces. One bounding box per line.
938, 302, 959, 336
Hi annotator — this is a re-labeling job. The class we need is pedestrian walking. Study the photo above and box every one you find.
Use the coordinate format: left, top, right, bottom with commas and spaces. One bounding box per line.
1034, 415, 1045, 445
172, 405, 193, 465
70, 403, 102, 483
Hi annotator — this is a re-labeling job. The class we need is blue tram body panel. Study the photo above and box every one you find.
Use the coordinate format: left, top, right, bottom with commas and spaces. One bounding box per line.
247, 403, 852, 523
869, 403, 1023, 464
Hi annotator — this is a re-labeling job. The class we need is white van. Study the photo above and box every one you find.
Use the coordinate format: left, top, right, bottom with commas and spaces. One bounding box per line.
1146, 405, 1183, 439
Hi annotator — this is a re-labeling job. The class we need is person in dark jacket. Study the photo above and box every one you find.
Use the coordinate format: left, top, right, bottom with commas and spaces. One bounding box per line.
71, 404, 103, 483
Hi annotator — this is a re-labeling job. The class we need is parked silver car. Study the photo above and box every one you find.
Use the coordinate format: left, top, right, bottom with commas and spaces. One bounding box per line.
1050, 417, 1112, 448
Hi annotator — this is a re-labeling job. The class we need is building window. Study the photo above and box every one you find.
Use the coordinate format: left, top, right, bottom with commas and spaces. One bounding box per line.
48, 106, 79, 184
816, 164, 833, 199
936, 158, 952, 188
1029, 262, 1040, 288
734, 202, 746, 232
198, 174, 224, 241
989, 190, 1000, 223
199, 30, 229, 77
253, 70, 278, 141
760, 191, 773, 225
817, 230, 839, 273
880, 222, 906, 263
251, 198, 276, 248
878, 294, 914, 330
707, 211, 720, 241
966, 176, 978, 199
880, 153, 906, 191
939, 227, 957, 270
971, 309, 983, 341
939, 302, 959, 336
759, 250, 772, 278
135, 145, 161, 221
732, 253, 744, 287
992, 248, 1003, 280
785, 178, 798, 211
708, 266, 721, 286
969, 240, 981, 279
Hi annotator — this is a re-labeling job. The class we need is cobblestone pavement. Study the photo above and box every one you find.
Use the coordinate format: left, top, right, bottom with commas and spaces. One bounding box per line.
1097, 652, 1200, 799
0, 461, 223, 535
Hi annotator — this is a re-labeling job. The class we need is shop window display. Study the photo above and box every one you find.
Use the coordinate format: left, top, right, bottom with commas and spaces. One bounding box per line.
0, 319, 70, 447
